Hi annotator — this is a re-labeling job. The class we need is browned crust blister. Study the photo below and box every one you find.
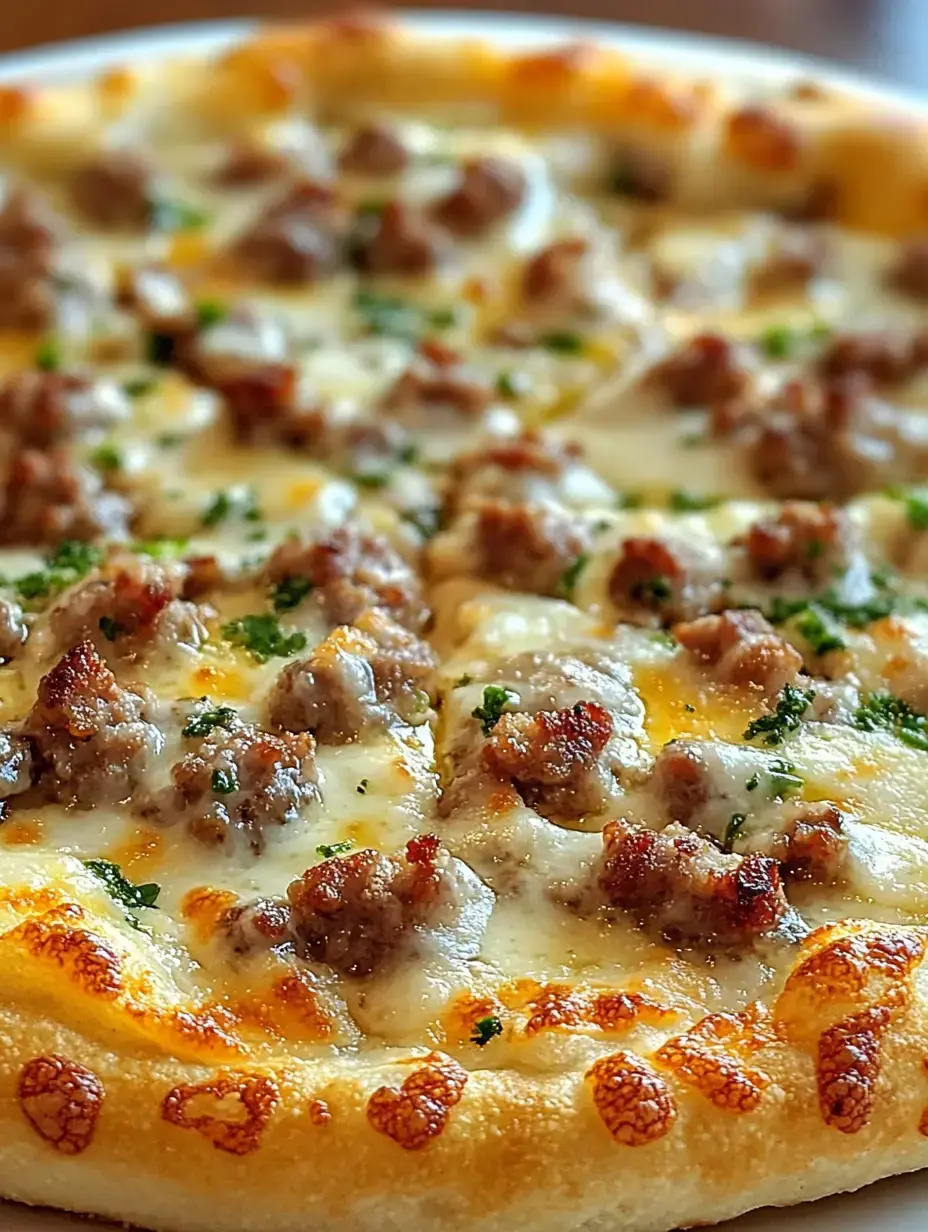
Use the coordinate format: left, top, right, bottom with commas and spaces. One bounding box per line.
2, 12, 928, 1232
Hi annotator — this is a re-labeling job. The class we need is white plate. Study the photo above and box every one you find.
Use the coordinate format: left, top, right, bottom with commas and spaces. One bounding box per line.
0, 11, 925, 1231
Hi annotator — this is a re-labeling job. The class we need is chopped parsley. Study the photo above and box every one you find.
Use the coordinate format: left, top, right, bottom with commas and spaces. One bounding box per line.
316, 841, 354, 859
763, 571, 928, 632
768, 758, 803, 798
14, 540, 102, 604
123, 376, 158, 399
271, 575, 313, 613
455, 674, 473, 688
745, 773, 759, 792
683, 703, 696, 713
202, 487, 262, 528
616, 491, 644, 511
83, 859, 160, 931
471, 1015, 503, 1047
132, 536, 188, 559
211, 768, 238, 795
34, 336, 61, 371
152, 196, 211, 233
539, 330, 584, 355
723, 813, 747, 853
221, 613, 307, 663
668, 490, 720, 512
556, 554, 588, 600
472, 685, 519, 735
98, 615, 126, 642
183, 705, 237, 739
353, 289, 457, 340
91, 442, 123, 473
743, 684, 815, 746
195, 298, 227, 330
495, 370, 530, 399
351, 466, 390, 489
758, 321, 830, 359
793, 603, 846, 656
854, 692, 928, 752
886, 485, 928, 531
356, 779, 369, 795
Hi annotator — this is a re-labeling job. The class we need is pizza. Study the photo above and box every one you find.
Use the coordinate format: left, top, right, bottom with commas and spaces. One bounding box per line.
5, 14, 928, 1232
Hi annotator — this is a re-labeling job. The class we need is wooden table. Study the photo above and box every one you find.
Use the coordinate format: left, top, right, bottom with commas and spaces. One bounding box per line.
1, 0, 926, 91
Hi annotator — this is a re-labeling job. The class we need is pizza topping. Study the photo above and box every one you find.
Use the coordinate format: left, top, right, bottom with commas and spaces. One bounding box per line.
18, 1055, 104, 1156
352, 200, 449, 277
735, 502, 851, 585
520, 237, 599, 316
0, 187, 69, 329
482, 701, 615, 821
593, 817, 789, 946
608, 536, 725, 626
366, 1053, 468, 1150
0, 370, 129, 450
0, 449, 131, 545
219, 896, 293, 956
444, 430, 589, 513
162, 1072, 280, 1155
766, 801, 849, 883
230, 180, 348, 284
746, 375, 927, 500
268, 610, 435, 741
432, 155, 526, 237
0, 597, 28, 662
339, 122, 410, 175
818, 327, 928, 386
146, 722, 318, 852
649, 333, 750, 407
118, 265, 195, 336
674, 609, 803, 698
214, 140, 292, 186
71, 148, 157, 229
586, 1052, 677, 1146
432, 499, 590, 596
47, 556, 207, 661
21, 640, 161, 807
743, 683, 816, 746
263, 525, 428, 631
381, 349, 492, 420
0, 730, 37, 805
287, 835, 477, 977
750, 225, 829, 298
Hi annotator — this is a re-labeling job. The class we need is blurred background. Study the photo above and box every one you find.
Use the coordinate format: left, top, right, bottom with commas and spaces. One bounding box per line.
1, 0, 927, 90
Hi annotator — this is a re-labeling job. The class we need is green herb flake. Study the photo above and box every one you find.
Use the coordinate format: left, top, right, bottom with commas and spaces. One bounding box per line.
401, 506, 442, 540
83, 859, 160, 930
743, 684, 815, 746
316, 841, 354, 859
684, 703, 696, 714
723, 813, 748, 853
132, 536, 188, 560
152, 197, 211, 234
211, 768, 238, 795
854, 692, 928, 752
495, 370, 530, 399
745, 773, 759, 792
98, 615, 126, 642
221, 613, 307, 663
202, 487, 262, 529
14, 541, 102, 605
183, 705, 237, 739
768, 758, 804, 798
356, 779, 369, 795
91, 442, 123, 473
471, 1015, 503, 1047
886, 485, 928, 531
793, 602, 846, 656
539, 330, 584, 356
472, 685, 519, 736
616, 491, 644, 510
34, 337, 61, 372
272, 575, 313, 613
123, 376, 158, 399
455, 674, 473, 688
632, 574, 672, 606
146, 331, 176, 366
758, 322, 830, 360
556, 554, 588, 601
353, 289, 455, 341
668, 490, 720, 512
195, 299, 227, 330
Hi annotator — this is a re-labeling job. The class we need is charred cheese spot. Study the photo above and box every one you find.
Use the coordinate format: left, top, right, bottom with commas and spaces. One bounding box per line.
18, 1054, 104, 1155
366, 1054, 468, 1151
653, 1008, 774, 1114
817, 1004, 891, 1134
161, 1071, 280, 1155
524, 983, 675, 1037
586, 1052, 677, 1147
8, 905, 122, 1000
307, 1097, 331, 1126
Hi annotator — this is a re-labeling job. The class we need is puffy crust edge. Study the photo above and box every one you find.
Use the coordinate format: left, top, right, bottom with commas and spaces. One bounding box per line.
2, 13, 924, 233
2, 912, 928, 1231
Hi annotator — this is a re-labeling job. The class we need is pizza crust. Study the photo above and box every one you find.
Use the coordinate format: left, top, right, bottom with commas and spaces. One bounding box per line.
1, 14, 928, 1232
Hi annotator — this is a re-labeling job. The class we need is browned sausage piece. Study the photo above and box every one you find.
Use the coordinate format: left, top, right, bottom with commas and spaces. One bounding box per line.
674, 610, 803, 698
230, 180, 348, 284
432, 156, 526, 236
339, 122, 410, 175
71, 149, 157, 229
